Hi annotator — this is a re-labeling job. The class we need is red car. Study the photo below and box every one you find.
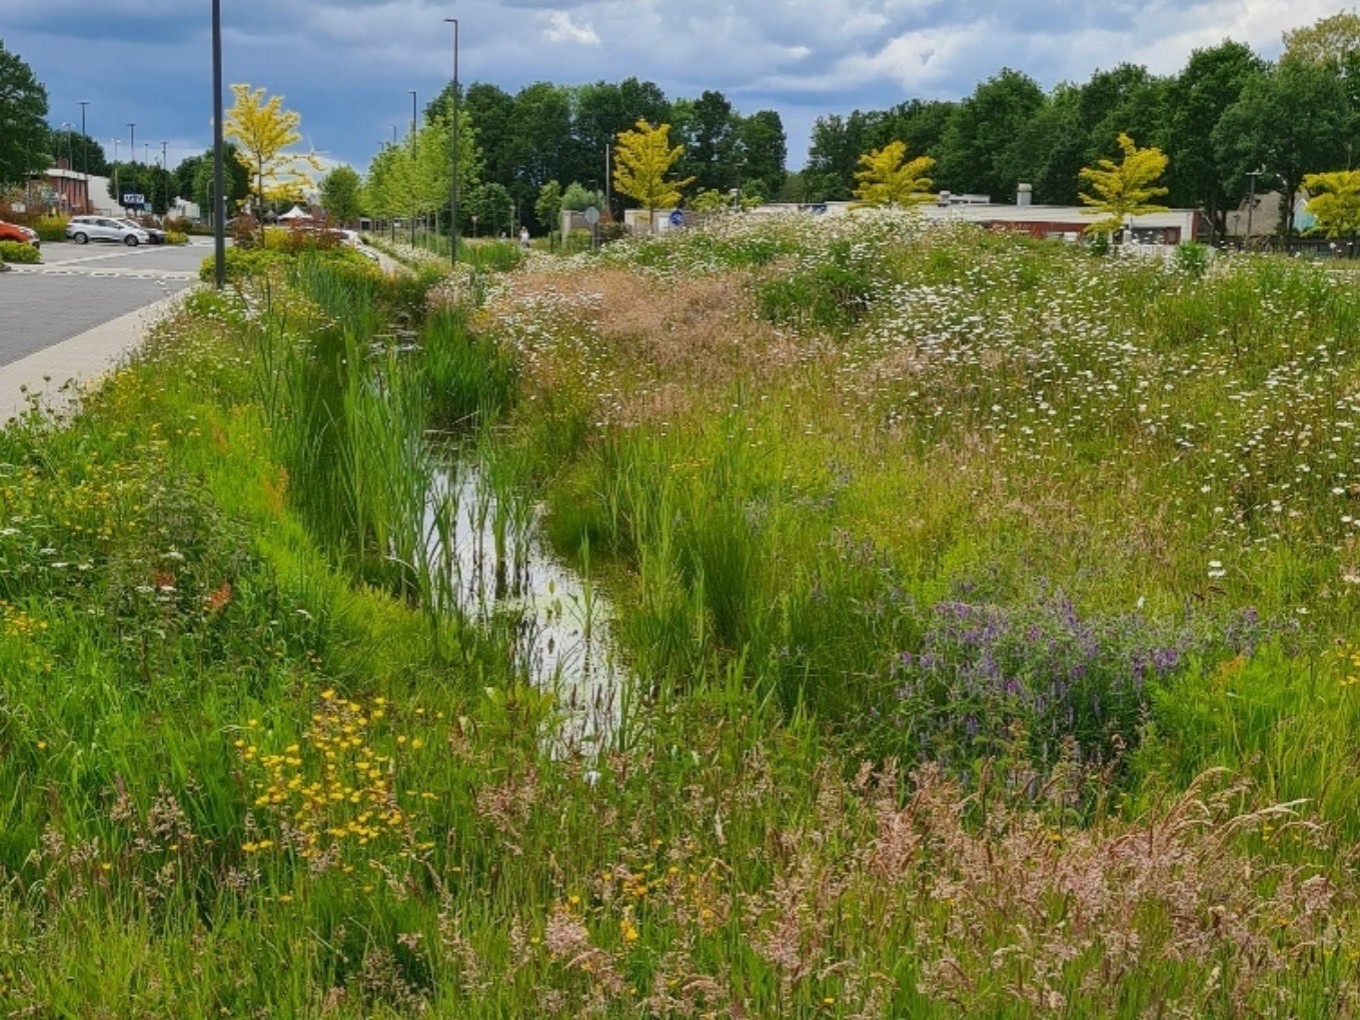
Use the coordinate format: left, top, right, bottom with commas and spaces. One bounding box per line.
0, 218, 40, 249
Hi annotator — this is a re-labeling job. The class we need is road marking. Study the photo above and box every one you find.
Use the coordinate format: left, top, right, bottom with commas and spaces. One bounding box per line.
8, 264, 197, 281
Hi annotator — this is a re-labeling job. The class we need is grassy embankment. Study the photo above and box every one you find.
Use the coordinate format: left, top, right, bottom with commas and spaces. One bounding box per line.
3, 218, 1360, 1016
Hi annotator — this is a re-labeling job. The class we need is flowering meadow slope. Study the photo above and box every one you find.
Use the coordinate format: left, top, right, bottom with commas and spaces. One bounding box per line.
1, 223, 1359, 1015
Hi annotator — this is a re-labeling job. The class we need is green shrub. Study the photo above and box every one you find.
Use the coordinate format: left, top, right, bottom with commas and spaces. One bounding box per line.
198, 246, 286, 282
198, 243, 378, 284
755, 239, 880, 333
34, 214, 68, 242
262, 225, 343, 254
463, 239, 524, 272
164, 230, 189, 245
1172, 240, 1211, 278
0, 240, 40, 264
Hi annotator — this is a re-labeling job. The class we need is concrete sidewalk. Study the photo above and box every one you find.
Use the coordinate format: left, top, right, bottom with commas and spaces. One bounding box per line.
0, 289, 191, 424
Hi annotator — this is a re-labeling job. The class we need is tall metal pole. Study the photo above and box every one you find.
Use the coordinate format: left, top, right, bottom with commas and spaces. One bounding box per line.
128, 123, 136, 163
409, 89, 417, 245
445, 17, 459, 265
212, 0, 226, 289
77, 101, 89, 212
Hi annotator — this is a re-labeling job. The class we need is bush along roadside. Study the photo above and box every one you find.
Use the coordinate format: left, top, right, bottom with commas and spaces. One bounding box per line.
0, 240, 40, 264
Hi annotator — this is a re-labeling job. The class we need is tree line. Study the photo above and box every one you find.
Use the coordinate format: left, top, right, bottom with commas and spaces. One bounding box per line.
800, 12, 1360, 239
6, 11, 1360, 237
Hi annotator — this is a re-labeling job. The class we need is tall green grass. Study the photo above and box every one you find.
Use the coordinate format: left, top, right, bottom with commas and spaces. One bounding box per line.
8, 219, 1360, 1016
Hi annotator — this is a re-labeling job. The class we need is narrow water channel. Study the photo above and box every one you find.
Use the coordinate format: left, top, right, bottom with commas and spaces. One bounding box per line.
425, 454, 626, 756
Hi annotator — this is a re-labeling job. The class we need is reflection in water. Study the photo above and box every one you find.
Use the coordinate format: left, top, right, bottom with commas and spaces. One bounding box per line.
425, 455, 624, 756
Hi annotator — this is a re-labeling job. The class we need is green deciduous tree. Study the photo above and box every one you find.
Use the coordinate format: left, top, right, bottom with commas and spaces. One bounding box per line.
49, 127, 108, 177
612, 119, 694, 230
1213, 58, 1351, 235
737, 109, 787, 200
1163, 41, 1267, 239
189, 144, 250, 219
802, 111, 876, 201
1303, 169, 1360, 238
467, 180, 513, 237
320, 165, 363, 224
852, 141, 934, 207
0, 41, 49, 190
506, 83, 573, 230
938, 68, 1045, 200
107, 161, 175, 215
677, 90, 739, 193
535, 180, 563, 238
1283, 10, 1360, 66
561, 181, 606, 211
1078, 133, 1169, 235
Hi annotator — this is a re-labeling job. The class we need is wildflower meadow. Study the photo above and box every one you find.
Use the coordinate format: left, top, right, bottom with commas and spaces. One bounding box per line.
4, 216, 1360, 1016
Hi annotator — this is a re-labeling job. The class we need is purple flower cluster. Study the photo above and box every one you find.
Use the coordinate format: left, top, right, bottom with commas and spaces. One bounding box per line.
888, 590, 1226, 769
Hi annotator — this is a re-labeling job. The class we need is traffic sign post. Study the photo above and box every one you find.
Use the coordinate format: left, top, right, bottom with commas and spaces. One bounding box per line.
584, 206, 600, 249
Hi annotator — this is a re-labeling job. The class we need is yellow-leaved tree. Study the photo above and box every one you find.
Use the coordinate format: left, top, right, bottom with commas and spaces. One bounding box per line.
852, 141, 935, 207
1078, 133, 1169, 237
224, 84, 322, 218
612, 119, 694, 231
1303, 169, 1360, 239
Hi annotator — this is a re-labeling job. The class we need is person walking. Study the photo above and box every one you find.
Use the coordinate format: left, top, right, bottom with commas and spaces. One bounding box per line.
519, 225, 530, 249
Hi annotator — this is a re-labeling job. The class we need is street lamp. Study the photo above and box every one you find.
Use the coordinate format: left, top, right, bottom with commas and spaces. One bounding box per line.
409, 89, 418, 245
128, 123, 137, 163
211, 0, 226, 288
59, 124, 74, 212
1245, 169, 1263, 252
77, 100, 89, 212
111, 138, 120, 208
444, 16, 459, 265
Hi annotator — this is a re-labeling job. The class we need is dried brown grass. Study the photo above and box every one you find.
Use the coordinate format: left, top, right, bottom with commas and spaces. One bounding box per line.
490, 266, 805, 426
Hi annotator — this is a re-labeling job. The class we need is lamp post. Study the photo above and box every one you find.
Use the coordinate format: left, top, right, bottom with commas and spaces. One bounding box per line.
111, 139, 120, 208
1245, 169, 1262, 252
444, 16, 459, 265
212, 0, 226, 288
409, 89, 418, 245
128, 123, 136, 163
77, 101, 89, 212
59, 123, 74, 212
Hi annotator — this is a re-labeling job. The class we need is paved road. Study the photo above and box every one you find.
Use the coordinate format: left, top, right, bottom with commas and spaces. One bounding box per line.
0, 239, 212, 421
0, 240, 205, 369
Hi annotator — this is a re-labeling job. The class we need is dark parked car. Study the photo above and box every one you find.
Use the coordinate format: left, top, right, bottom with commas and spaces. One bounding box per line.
118, 218, 167, 244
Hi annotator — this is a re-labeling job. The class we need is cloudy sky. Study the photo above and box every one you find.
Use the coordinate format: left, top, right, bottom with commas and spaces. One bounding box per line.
2, 0, 1342, 175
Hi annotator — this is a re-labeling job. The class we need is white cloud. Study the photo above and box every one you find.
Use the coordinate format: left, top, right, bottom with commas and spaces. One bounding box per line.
543, 11, 601, 46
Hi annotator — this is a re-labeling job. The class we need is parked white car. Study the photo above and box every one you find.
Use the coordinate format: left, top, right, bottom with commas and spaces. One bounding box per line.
66, 215, 151, 247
